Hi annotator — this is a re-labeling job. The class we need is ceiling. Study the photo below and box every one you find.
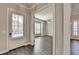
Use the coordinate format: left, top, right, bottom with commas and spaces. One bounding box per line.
22, 3, 36, 8
21, 3, 53, 21
21, 3, 48, 8
35, 4, 53, 21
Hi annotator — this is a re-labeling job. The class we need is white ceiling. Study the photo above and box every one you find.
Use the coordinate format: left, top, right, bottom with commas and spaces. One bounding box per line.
35, 4, 53, 21
24, 3, 36, 8
20, 3, 36, 8
21, 3, 53, 21
21, 3, 48, 8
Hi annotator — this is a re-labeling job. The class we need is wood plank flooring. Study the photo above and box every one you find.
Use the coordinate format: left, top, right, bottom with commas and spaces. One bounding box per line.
71, 39, 79, 55
33, 36, 52, 55
2, 36, 52, 55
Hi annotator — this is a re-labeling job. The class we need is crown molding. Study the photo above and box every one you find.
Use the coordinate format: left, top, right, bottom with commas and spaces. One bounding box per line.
15, 3, 50, 11
15, 3, 39, 10
15, 3, 30, 9
30, 3, 39, 9
36, 4, 51, 12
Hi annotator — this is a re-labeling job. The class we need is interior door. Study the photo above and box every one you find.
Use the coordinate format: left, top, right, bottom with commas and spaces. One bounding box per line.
8, 8, 26, 50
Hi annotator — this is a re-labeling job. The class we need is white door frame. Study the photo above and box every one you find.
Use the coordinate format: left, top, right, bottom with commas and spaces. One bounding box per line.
6, 8, 9, 51
52, 3, 56, 55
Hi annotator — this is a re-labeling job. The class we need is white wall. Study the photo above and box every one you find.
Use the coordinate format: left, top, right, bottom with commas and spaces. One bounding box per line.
55, 3, 63, 55
54, 3, 71, 55
47, 20, 54, 36
63, 4, 71, 55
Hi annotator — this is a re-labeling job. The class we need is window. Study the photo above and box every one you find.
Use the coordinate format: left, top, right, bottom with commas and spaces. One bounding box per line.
41, 22, 43, 34
35, 22, 41, 34
72, 20, 79, 36
12, 13, 23, 38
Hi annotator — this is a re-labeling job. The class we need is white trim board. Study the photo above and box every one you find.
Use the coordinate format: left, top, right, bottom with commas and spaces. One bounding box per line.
0, 42, 32, 54
0, 49, 9, 54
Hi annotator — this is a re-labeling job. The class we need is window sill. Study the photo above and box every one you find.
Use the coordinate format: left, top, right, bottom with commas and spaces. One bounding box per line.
11, 36, 24, 40
71, 37, 79, 40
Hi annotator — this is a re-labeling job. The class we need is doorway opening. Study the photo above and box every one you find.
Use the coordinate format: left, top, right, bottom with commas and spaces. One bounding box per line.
32, 3, 55, 55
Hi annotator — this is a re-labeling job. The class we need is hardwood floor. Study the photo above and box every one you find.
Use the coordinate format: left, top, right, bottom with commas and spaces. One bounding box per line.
33, 36, 52, 55
2, 36, 52, 55
71, 39, 79, 55
2, 45, 34, 55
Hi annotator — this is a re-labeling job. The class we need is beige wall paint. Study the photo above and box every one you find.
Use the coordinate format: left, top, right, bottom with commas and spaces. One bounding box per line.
47, 20, 54, 36
55, 3, 71, 55
0, 6, 7, 52
55, 3, 63, 55
63, 4, 71, 55
0, 3, 31, 53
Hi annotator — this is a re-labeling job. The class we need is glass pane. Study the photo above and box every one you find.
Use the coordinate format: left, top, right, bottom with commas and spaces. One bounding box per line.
36, 23, 41, 34
18, 15, 23, 36
35, 22, 37, 34
77, 21, 79, 35
73, 21, 78, 36
12, 13, 18, 37
73, 28, 77, 35
35, 22, 41, 34
77, 21, 79, 28
73, 21, 77, 28
12, 13, 23, 38
41, 22, 43, 34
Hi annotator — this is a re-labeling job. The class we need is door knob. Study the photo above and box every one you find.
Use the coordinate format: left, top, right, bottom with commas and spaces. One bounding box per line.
9, 33, 12, 37
9, 33, 12, 35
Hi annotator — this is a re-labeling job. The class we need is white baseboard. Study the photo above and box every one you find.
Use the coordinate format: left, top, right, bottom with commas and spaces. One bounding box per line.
0, 42, 32, 54
24, 42, 33, 46
0, 49, 9, 54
